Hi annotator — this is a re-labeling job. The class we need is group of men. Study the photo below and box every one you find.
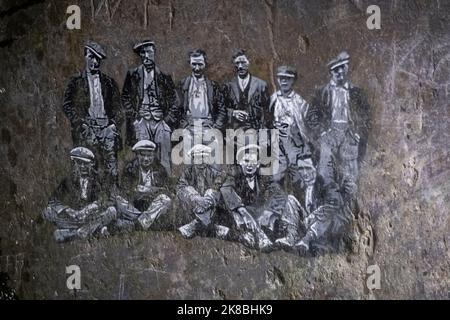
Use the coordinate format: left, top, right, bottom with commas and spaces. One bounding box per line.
42, 39, 372, 255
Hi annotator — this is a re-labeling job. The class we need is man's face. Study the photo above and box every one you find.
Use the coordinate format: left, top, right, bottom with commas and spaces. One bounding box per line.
234, 55, 250, 78
239, 153, 259, 177
192, 153, 210, 169
73, 159, 94, 178
299, 166, 316, 187
140, 46, 155, 68
190, 56, 206, 78
150, 106, 163, 121
85, 51, 101, 73
330, 64, 348, 85
277, 76, 295, 94
138, 150, 155, 169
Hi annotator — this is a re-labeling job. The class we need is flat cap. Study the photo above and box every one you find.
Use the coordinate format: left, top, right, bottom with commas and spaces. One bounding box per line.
132, 140, 157, 152
70, 147, 95, 162
84, 40, 107, 59
236, 144, 260, 162
276, 65, 297, 78
133, 40, 155, 53
189, 144, 212, 157
327, 51, 350, 70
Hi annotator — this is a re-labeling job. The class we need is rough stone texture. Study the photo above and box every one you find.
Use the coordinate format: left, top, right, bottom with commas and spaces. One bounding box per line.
1, 0, 450, 299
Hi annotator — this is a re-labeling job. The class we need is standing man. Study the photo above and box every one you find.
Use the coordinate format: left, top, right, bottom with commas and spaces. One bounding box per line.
176, 144, 229, 239
312, 51, 372, 207
42, 147, 117, 242
62, 40, 123, 185
114, 140, 172, 232
223, 49, 270, 131
174, 49, 227, 159
269, 66, 315, 199
121, 39, 177, 174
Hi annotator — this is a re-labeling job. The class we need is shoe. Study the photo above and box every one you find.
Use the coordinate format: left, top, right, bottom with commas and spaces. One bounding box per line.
239, 232, 256, 248
137, 212, 157, 231
275, 236, 295, 248
258, 237, 273, 252
178, 220, 198, 239
215, 225, 230, 240
295, 240, 309, 256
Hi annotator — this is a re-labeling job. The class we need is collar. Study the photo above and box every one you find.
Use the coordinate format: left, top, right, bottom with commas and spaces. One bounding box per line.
330, 79, 350, 89
238, 74, 250, 83
276, 90, 295, 98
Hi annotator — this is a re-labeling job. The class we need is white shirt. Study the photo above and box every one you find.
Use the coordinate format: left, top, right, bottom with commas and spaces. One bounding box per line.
238, 74, 250, 92
272, 90, 309, 139
87, 73, 106, 119
140, 168, 154, 187
142, 67, 155, 105
246, 176, 256, 190
330, 80, 350, 124
79, 178, 89, 200
188, 76, 209, 118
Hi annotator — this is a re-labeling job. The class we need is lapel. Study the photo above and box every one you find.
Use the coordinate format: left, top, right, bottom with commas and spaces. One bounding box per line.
182, 76, 191, 112
205, 77, 214, 108
230, 77, 240, 102
138, 65, 145, 102
81, 70, 90, 97
247, 75, 257, 103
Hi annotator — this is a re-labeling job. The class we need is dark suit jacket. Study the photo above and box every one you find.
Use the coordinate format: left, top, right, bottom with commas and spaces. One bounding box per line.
63, 70, 123, 145
121, 65, 178, 144
121, 158, 169, 211
310, 81, 372, 159
49, 174, 102, 210
223, 75, 271, 129
174, 76, 227, 130
220, 165, 286, 216
176, 164, 226, 194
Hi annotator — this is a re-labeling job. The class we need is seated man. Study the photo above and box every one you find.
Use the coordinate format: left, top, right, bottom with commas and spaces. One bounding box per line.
42, 147, 116, 242
133, 103, 172, 175
221, 144, 303, 250
114, 140, 172, 232
176, 144, 229, 239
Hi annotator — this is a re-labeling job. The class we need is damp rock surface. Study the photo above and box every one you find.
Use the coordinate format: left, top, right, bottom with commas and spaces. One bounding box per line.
1, 0, 450, 299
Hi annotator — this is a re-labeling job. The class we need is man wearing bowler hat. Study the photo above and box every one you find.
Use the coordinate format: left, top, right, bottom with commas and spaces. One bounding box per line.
121, 40, 177, 173
62, 40, 123, 186
42, 147, 117, 242
114, 140, 172, 232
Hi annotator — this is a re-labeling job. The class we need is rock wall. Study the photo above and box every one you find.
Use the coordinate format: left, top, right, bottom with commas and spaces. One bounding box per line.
1, 0, 449, 299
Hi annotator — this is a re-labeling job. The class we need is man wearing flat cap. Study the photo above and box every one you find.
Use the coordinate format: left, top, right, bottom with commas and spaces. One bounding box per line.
62, 40, 123, 186
176, 144, 229, 239
42, 147, 117, 242
121, 40, 177, 174
113, 140, 172, 232
310, 51, 372, 212
172, 49, 227, 158
269, 66, 316, 201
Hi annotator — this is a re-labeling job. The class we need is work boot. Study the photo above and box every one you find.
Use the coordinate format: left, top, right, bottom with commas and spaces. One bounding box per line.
178, 220, 199, 239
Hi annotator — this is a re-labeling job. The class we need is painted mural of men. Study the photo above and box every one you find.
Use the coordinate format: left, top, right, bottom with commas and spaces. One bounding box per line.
270, 66, 315, 198
42, 147, 117, 242
121, 40, 177, 174
176, 144, 229, 239
62, 40, 123, 185
312, 51, 372, 206
114, 140, 172, 232
223, 49, 271, 131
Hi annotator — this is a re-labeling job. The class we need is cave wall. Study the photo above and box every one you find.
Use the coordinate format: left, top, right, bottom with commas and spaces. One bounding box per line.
1, 0, 450, 299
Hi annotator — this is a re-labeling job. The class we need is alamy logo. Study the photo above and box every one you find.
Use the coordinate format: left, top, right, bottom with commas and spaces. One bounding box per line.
66, 265, 81, 290
366, 5, 381, 30
366, 264, 381, 290
66, 5, 81, 30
